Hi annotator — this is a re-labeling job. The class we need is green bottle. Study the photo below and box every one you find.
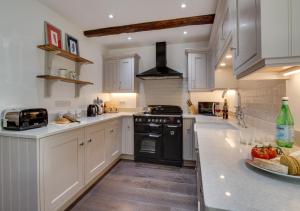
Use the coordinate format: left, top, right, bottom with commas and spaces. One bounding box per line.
276, 97, 294, 148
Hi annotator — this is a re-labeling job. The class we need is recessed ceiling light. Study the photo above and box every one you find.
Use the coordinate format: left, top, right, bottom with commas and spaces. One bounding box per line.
225, 54, 232, 59
225, 192, 231, 197
127, 36, 132, 40
181, 3, 187, 8
220, 63, 226, 67
183, 31, 188, 35
108, 14, 114, 19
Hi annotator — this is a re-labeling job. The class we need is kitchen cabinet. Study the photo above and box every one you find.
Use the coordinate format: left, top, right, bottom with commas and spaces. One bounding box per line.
103, 55, 140, 93
106, 119, 122, 162
85, 123, 106, 184
209, 0, 234, 67
40, 129, 85, 211
122, 117, 134, 155
231, 0, 300, 78
187, 51, 211, 91
232, 0, 260, 77
39, 118, 122, 211
183, 118, 195, 161
292, 0, 300, 56
103, 60, 118, 92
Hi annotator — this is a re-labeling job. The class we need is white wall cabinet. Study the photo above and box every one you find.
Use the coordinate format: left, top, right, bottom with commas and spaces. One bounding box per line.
103, 60, 118, 92
292, 0, 300, 56
183, 118, 196, 161
231, 0, 300, 78
187, 51, 212, 92
122, 117, 134, 155
85, 123, 106, 184
40, 129, 85, 211
103, 55, 139, 93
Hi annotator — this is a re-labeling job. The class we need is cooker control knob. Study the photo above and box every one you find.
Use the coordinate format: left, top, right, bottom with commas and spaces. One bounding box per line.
177, 119, 181, 123
148, 119, 151, 122
163, 119, 167, 123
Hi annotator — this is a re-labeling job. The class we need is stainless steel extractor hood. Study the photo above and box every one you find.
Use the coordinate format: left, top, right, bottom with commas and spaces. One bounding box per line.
136, 42, 183, 80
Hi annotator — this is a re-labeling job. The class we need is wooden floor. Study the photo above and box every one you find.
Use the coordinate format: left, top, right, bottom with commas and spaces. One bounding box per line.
70, 160, 197, 211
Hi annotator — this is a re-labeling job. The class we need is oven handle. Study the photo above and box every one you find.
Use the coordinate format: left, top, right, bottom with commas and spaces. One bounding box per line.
149, 123, 161, 127
166, 125, 180, 128
148, 134, 162, 138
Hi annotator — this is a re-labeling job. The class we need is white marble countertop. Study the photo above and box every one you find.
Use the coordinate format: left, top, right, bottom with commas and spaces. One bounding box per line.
194, 116, 300, 211
0, 112, 134, 139
0, 112, 197, 139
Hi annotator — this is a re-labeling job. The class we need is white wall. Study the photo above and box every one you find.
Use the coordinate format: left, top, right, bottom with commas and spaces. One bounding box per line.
0, 0, 103, 115
286, 74, 300, 131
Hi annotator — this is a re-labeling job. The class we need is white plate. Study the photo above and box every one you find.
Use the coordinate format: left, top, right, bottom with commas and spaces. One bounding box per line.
245, 159, 300, 179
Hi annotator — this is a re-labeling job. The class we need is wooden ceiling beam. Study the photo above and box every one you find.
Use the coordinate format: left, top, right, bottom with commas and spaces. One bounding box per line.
84, 14, 215, 37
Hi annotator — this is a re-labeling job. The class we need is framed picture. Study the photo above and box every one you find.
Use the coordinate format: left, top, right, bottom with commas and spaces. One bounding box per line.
44, 22, 62, 48
65, 34, 80, 56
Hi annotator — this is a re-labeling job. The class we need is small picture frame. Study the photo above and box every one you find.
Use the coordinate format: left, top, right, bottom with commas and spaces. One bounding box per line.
65, 34, 80, 56
44, 21, 62, 48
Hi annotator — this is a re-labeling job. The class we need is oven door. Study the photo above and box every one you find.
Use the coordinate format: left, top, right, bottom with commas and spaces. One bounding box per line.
134, 133, 162, 159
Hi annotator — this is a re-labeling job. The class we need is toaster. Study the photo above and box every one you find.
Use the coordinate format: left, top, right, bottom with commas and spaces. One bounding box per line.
1, 108, 48, 131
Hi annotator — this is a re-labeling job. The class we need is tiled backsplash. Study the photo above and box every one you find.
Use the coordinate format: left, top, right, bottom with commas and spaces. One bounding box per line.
238, 80, 286, 133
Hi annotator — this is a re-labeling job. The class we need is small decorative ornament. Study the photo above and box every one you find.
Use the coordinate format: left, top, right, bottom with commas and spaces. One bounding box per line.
65, 33, 80, 56
44, 21, 62, 48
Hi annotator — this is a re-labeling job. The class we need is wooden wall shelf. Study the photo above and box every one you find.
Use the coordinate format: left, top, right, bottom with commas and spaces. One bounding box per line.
37, 75, 93, 85
37, 44, 93, 64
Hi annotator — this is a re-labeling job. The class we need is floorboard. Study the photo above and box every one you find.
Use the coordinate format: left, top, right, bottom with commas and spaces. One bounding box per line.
70, 160, 197, 211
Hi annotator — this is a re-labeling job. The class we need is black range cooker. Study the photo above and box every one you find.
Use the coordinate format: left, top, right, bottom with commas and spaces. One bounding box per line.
134, 105, 183, 167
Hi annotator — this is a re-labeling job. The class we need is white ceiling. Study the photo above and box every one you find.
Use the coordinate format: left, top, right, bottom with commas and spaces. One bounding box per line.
38, 0, 218, 48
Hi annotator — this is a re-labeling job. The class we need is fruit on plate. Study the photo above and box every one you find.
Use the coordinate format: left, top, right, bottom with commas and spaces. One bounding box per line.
280, 155, 300, 175
251, 145, 280, 160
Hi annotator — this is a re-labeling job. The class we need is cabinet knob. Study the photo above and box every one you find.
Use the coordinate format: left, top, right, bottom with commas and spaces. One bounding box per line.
79, 142, 85, 146
110, 129, 114, 133
127, 126, 130, 129
88, 139, 92, 143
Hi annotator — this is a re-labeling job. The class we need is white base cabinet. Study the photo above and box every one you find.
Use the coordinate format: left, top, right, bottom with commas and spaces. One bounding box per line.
183, 118, 196, 161
12, 118, 122, 211
85, 123, 107, 184
122, 117, 134, 155
40, 129, 85, 211
105, 120, 122, 162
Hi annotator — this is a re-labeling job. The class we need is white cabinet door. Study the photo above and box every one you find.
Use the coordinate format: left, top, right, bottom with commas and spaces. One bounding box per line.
85, 123, 106, 184
40, 129, 84, 211
118, 58, 134, 92
233, 0, 259, 75
292, 0, 300, 56
106, 120, 122, 162
122, 117, 134, 155
103, 60, 118, 92
188, 53, 208, 91
183, 119, 195, 161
